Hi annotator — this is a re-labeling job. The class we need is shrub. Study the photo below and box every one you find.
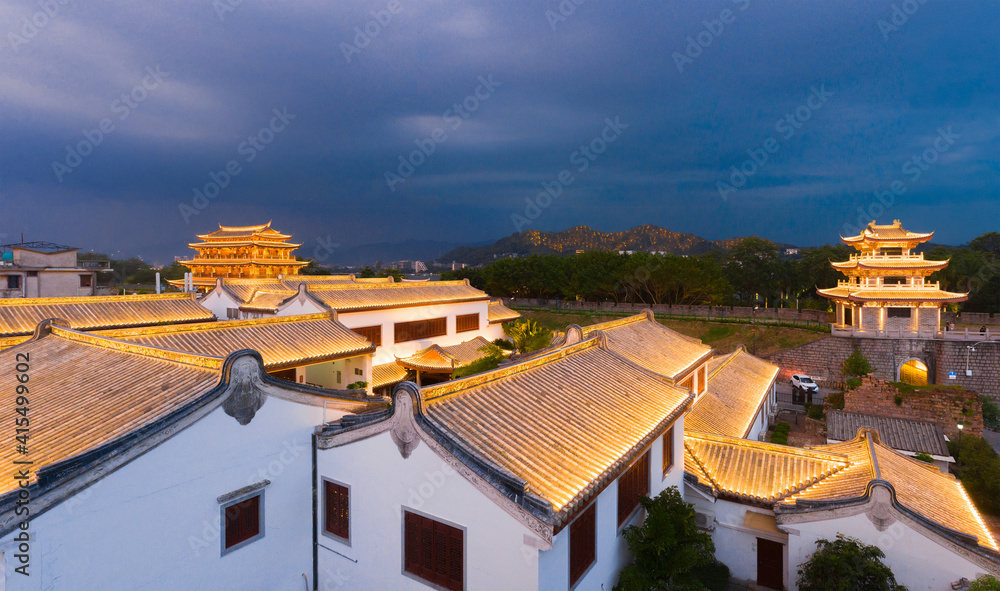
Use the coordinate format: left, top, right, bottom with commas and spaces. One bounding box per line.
807, 405, 824, 421
492, 338, 514, 351
797, 534, 907, 591
969, 575, 1000, 591
825, 391, 845, 410
842, 349, 873, 377
913, 452, 934, 463
614, 487, 718, 591
845, 378, 862, 389
346, 381, 368, 390
503, 319, 552, 353
698, 560, 731, 591
949, 436, 1000, 516
982, 396, 1000, 431
452, 344, 504, 379
893, 394, 903, 406
771, 423, 791, 445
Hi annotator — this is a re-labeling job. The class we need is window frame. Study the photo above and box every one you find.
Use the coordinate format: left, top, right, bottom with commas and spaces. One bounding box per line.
455, 313, 480, 333
887, 307, 912, 318
322, 477, 351, 544
394, 317, 448, 344
6, 275, 20, 290
617, 450, 650, 529
352, 325, 383, 347
401, 508, 465, 591
220, 489, 265, 556
79, 274, 92, 288
568, 501, 597, 588
662, 426, 674, 478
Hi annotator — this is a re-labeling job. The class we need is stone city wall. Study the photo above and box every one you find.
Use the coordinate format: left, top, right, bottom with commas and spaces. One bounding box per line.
843, 375, 982, 438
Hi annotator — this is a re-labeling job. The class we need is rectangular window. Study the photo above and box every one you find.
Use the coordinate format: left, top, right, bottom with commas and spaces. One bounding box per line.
879, 247, 903, 256
569, 503, 596, 586
79, 274, 92, 288
455, 313, 479, 333
404, 511, 463, 591
324, 480, 350, 541
883, 277, 906, 285
662, 427, 674, 476
618, 450, 650, 526
395, 318, 447, 343
223, 494, 262, 552
887, 307, 912, 318
6, 275, 19, 289
352, 325, 382, 347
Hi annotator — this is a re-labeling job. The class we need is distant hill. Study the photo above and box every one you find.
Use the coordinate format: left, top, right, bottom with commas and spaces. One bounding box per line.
437, 225, 796, 266
323, 239, 490, 267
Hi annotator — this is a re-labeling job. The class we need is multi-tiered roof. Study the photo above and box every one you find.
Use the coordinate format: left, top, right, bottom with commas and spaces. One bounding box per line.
817, 220, 967, 305
175, 222, 308, 287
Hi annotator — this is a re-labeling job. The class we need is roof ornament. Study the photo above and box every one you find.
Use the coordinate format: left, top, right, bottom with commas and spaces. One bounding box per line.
222, 353, 268, 425
390, 382, 422, 459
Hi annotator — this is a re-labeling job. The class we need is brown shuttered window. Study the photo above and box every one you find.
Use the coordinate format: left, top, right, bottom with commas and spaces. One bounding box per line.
679, 374, 694, 393
404, 511, 463, 591
455, 313, 479, 333
224, 495, 261, 549
324, 480, 349, 540
617, 450, 650, 526
352, 325, 382, 347
394, 318, 447, 343
662, 427, 674, 476
569, 503, 596, 586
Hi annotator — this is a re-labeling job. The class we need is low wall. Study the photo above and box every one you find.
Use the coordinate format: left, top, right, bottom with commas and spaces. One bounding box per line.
768, 335, 1000, 400
943, 311, 1000, 326
844, 375, 982, 438
510, 299, 831, 326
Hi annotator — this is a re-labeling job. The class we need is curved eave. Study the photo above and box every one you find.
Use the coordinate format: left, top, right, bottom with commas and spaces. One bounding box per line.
187, 241, 302, 249
178, 259, 309, 266
847, 293, 968, 304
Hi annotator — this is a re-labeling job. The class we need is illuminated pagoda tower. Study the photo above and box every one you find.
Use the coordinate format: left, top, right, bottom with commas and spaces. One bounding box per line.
173, 222, 308, 289
818, 220, 967, 335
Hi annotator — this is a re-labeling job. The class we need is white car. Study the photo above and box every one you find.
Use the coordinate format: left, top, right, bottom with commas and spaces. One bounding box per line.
791, 374, 819, 393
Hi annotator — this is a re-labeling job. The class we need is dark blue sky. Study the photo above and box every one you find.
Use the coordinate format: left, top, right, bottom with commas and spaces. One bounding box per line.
1, 0, 997, 263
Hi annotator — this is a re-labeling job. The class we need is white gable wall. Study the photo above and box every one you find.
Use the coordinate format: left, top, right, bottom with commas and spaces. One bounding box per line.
785, 511, 994, 591
316, 429, 539, 591
198, 288, 237, 319
0, 395, 338, 591
539, 418, 685, 591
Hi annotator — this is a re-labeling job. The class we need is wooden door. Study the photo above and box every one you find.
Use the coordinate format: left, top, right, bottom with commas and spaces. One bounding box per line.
757, 537, 784, 590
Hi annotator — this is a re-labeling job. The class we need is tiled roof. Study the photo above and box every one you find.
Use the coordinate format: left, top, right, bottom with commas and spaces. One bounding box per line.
581, 312, 712, 380
788, 430, 998, 552
487, 300, 520, 324
0, 293, 215, 337
827, 411, 950, 457
0, 325, 221, 494
684, 431, 849, 504
371, 362, 408, 389
841, 220, 933, 243
242, 289, 299, 312
196, 221, 292, 241
305, 281, 489, 313
422, 336, 692, 522
686, 347, 779, 438
397, 336, 493, 372
95, 313, 374, 370
817, 285, 967, 303
830, 257, 948, 271
216, 279, 289, 304
0, 241, 77, 253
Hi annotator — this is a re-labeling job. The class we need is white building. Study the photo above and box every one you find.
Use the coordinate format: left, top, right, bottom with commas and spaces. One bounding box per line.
0, 241, 112, 298
684, 429, 999, 590
315, 331, 693, 591
0, 319, 383, 590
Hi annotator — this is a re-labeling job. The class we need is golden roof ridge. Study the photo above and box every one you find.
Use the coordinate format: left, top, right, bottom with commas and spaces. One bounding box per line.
0, 292, 195, 307
49, 325, 224, 369
95, 312, 332, 337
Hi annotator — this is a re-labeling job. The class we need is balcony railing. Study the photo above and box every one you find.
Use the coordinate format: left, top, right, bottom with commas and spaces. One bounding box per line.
831, 324, 995, 341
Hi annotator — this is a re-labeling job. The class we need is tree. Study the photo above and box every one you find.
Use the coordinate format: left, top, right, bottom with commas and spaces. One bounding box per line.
797, 534, 907, 591
843, 348, 873, 377
968, 232, 1000, 259
948, 436, 1000, 516
451, 344, 505, 379
969, 575, 1000, 591
615, 487, 728, 591
502, 319, 552, 354
724, 237, 779, 305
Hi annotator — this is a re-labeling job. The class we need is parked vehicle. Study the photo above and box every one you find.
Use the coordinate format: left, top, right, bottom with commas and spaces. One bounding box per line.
791, 374, 819, 393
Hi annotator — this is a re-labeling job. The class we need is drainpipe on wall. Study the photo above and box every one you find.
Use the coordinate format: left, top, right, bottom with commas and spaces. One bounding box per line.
312, 432, 319, 591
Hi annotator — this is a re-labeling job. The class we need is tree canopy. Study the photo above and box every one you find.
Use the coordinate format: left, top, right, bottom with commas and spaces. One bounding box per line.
796, 534, 907, 591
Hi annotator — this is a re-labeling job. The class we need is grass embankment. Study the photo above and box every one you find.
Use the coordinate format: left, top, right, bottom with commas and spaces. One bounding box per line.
517, 309, 826, 357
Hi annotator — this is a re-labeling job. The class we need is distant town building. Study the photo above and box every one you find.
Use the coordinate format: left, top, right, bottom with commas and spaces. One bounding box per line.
818, 220, 966, 335
0, 241, 111, 298
413, 260, 427, 273
171, 222, 308, 290
784, 247, 799, 255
